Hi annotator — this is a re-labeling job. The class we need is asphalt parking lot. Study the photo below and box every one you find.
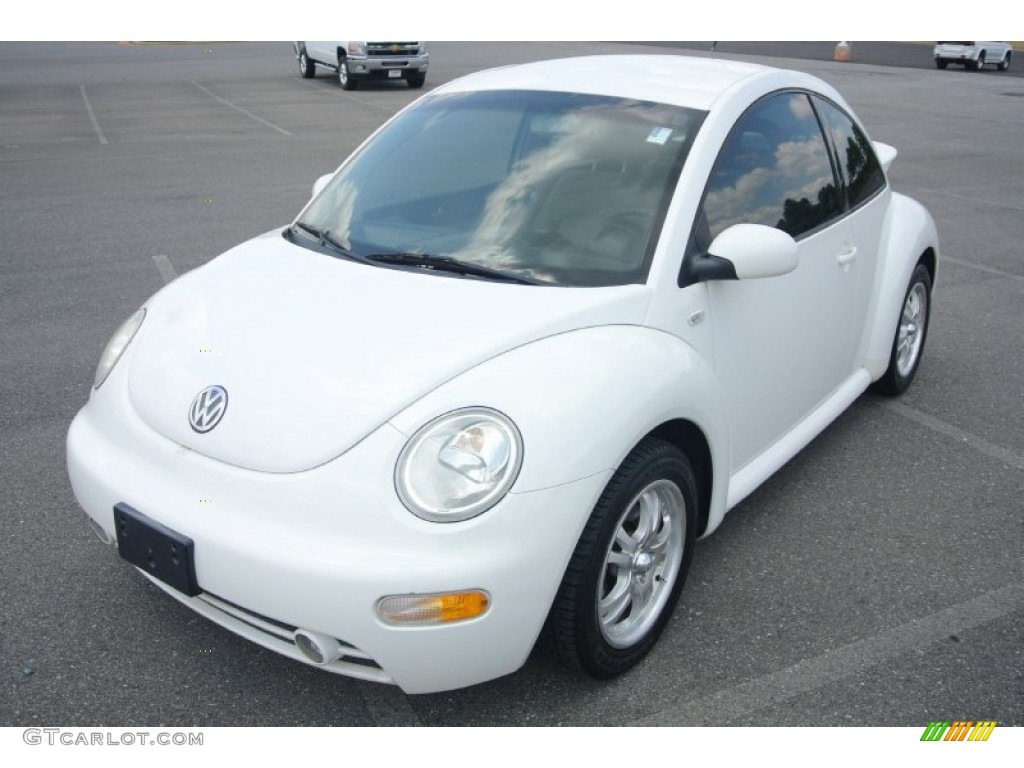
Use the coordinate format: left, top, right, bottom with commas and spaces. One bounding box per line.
1, 41, 1021, 727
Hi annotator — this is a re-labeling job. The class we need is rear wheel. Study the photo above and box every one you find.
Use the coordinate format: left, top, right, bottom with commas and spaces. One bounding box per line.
549, 438, 697, 678
873, 264, 932, 396
971, 52, 986, 71
999, 51, 1011, 71
298, 48, 315, 78
935, 59, 948, 70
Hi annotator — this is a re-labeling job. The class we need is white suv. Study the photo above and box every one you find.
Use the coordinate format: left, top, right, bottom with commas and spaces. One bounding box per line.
933, 41, 1012, 71
295, 41, 429, 89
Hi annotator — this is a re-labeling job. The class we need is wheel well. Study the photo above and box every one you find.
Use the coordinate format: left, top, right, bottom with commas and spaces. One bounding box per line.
647, 420, 713, 537
918, 247, 936, 283
337, 48, 346, 61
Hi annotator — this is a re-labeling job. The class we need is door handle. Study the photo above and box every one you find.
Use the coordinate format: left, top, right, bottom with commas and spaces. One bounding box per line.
837, 246, 858, 269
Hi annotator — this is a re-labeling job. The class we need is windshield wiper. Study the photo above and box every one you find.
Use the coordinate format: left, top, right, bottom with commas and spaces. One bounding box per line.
364, 252, 540, 285
291, 221, 323, 241
289, 222, 371, 264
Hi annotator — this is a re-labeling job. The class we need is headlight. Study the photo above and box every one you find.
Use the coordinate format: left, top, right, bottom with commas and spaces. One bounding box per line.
347, 42, 367, 57
396, 408, 523, 523
93, 308, 145, 389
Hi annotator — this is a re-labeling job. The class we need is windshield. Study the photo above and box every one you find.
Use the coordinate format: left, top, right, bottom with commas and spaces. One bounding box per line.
295, 90, 705, 286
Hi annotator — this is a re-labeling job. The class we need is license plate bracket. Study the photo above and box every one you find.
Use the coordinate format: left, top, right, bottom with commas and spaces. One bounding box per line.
114, 503, 200, 596
388, 69, 401, 78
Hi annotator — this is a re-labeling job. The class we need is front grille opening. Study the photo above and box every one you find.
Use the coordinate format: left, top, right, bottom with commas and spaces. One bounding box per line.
199, 591, 380, 669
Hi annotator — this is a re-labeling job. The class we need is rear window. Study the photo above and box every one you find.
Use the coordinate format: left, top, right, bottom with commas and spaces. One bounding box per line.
812, 96, 886, 208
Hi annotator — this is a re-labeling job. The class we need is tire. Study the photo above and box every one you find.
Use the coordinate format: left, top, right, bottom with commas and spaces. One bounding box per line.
935, 59, 948, 70
406, 73, 426, 89
999, 52, 1011, 71
298, 47, 315, 79
548, 437, 697, 679
338, 58, 357, 90
873, 263, 932, 396
971, 52, 986, 71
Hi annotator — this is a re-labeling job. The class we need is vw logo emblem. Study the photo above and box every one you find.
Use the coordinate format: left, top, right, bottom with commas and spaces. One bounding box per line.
189, 385, 228, 433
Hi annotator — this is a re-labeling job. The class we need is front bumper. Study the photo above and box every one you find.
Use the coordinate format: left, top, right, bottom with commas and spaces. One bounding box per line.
67, 394, 607, 693
347, 54, 429, 79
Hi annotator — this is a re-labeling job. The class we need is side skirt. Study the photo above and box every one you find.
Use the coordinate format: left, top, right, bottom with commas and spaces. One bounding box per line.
725, 369, 871, 511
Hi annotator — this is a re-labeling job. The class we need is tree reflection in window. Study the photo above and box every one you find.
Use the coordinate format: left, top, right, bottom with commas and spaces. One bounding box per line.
812, 96, 885, 208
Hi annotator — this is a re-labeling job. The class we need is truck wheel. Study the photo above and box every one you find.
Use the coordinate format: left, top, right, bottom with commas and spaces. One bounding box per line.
406, 73, 426, 89
298, 47, 316, 79
338, 59, 357, 91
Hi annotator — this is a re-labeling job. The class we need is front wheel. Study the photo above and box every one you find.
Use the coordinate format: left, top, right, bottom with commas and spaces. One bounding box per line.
338, 59, 357, 90
548, 438, 697, 678
873, 263, 932, 396
406, 73, 426, 89
971, 52, 986, 71
999, 52, 1011, 71
935, 59, 948, 70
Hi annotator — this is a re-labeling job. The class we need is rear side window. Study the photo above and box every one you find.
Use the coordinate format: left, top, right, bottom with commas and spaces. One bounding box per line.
702, 92, 841, 241
812, 96, 886, 208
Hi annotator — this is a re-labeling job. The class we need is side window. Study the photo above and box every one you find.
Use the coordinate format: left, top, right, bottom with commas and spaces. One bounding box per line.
812, 96, 885, 208
702, 92, 840, 242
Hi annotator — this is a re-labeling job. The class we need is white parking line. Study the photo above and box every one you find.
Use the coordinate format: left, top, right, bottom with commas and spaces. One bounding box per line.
151, 254, 177, 284
882, 400, 1024, 471
922, 187, 1024, 213
190, 81, 293, 136
633, 581, 1023, 726
79, 84, 108, 145
298, 81, 408, 115
357, 681, 422, 726
942, 256, 1024, 284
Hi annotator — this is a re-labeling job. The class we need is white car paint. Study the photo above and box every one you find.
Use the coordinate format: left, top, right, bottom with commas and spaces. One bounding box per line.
125, 235, 652, 473
67, 55, 939, 693
933, 41, 1013, 70
296, 41, 429, 87
707, 223, 798, 280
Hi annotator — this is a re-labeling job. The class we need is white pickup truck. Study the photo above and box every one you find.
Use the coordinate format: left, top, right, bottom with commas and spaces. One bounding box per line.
295, 41, 429, 90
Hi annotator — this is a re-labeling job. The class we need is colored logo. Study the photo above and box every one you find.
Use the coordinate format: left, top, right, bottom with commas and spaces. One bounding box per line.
920, 721, 997, 742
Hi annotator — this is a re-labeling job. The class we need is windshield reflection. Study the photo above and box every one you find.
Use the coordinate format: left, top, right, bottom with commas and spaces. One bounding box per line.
297, 90, 704, 287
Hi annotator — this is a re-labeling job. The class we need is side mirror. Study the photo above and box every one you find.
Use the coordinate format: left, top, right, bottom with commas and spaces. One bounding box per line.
706, 223, 798, 280
312, 172, 336, 199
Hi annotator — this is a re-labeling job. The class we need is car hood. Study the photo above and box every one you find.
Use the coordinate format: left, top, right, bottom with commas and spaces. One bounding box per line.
127, 231, 651, 473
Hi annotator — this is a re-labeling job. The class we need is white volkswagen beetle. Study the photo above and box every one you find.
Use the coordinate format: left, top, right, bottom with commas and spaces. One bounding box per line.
67, 56, 938, 694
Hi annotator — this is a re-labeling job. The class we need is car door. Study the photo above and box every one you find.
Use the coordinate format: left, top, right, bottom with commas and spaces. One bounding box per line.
306, 41, 334, 63
691, 91, 859, 471
811, 95, 889, 363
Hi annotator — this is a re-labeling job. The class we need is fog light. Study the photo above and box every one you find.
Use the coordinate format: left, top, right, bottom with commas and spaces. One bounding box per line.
377, 591, 490, 626
293, 630, 342, 665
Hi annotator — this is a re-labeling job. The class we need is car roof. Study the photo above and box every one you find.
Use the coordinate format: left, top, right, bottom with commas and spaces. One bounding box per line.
434, 55, 782, 112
